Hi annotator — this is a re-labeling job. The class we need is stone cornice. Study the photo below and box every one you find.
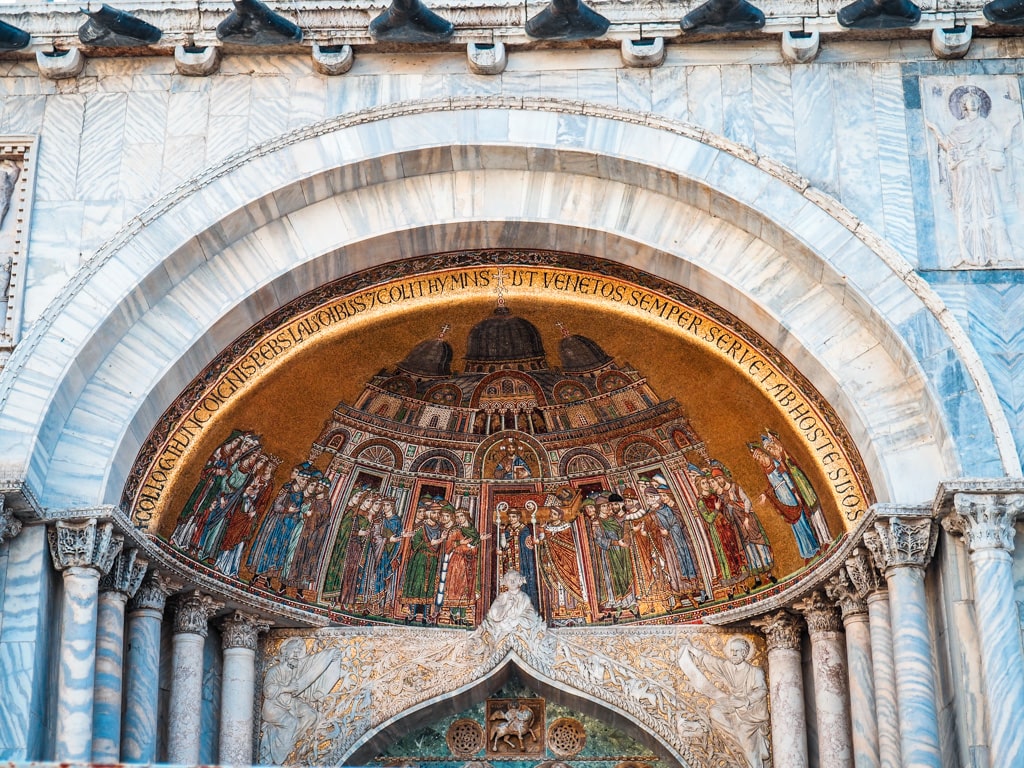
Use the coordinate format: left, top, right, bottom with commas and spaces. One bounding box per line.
933, 478, 1024, 515
0, 0, 1007, 54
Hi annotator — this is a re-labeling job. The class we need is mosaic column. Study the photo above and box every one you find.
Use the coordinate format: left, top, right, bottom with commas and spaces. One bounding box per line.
870, 514, 940, 768
219, 611, 272, 765
167, 590, 223, 764
752, 610, 808, 768
92, 548, 148, 762
846, 541, 901, 768
794, 591, 852, 768
948, 492, 1024, 768
826, 568, 878, 768
121, 570, 183, 762
47, 518, 124, 761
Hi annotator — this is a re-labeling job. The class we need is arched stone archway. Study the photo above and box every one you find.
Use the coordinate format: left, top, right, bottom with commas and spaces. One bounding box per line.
0, 98, 1014, 523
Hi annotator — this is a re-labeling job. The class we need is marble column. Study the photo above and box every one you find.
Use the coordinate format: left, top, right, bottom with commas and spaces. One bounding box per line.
752, 610, 808, 768
826, 568, 878, 768
794, 591, 852, 768
948, 492, 1024, 768
121, 570, 183, 762
167, 590, 223, 764
846, 542, 901, 768
869, 514, 941, 768
47, 518, 124, 761
92, 548, 148, 762
219, 611, 272, 765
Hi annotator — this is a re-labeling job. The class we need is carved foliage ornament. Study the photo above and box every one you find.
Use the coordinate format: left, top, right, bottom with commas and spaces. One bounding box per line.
949, 492, 1024, 554
870, 516, 937, 572
173, 591, 224, 636
222, 610, 272, 650
0, 495, 22, 545
47, 518, 123, 574
824, 568, 867, 619
844, 543, 885, 597
793, 590, 843, 634
751, 610, 802, 651
99, 547, 149, 596
128, 569, 184, 612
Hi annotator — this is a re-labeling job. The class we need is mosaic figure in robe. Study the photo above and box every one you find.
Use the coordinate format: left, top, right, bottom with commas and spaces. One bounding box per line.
586, 493, 636, 615
749, 444, 819, 561
536, 503, 589, 623
434, 507, 482, 625
761, 430, 831, 549
498, 504, 539, 612
401, 498, 443, 623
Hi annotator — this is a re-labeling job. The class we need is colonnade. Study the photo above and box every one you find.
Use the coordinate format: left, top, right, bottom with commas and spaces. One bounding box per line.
45, 519, 271, 764
36, 491, 1024, 767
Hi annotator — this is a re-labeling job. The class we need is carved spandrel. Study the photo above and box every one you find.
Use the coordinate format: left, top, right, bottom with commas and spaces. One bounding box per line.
99, 547, 149, 596
47, 518, 123, 575
871, 516, 937, 573
948, 492, 1024, 554
921, 76, 1024, 269
751, 609, 803, 652
221, 610, 272, 650
793, 590, 843, 634
128, 569, 184, 612
172, 591, 224, 637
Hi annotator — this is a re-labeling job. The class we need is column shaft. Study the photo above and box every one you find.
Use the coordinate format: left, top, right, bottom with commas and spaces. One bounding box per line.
970, 547, 1024, 766
55, 566, 102, 761
120, 606, 163, 762
167, 631, 207, 763
866, 593, 901, 768
887, 566, 941, 768
843, 613, 878, 768
768, 646, 808, 768
220, 646, 258, 764
92, 590, 129, 762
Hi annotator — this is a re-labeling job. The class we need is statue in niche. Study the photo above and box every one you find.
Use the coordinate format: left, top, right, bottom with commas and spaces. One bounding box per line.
678, 636, 769, 768
926, 84, 1019, 267
260, 638, 343, 764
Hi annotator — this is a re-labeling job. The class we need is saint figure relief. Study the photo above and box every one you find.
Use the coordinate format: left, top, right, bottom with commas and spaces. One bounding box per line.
679, 636, 770, 768
925, 83, 1020, 267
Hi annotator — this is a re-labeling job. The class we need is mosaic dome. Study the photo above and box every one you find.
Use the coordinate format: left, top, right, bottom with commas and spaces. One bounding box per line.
396, 338, 454, 378
465, 307, 547, 370
559, 334, 612, 372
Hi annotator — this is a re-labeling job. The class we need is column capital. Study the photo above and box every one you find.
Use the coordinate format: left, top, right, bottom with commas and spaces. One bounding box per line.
47, 518, 123, 575
844, 542, 886, 597
0, 495, 23, 545
128, 569, 184, 612
945, 492, 1024, 554
221, 610, 273, 651
752, 610, 803, 651
793, 590, 843, 634
825, 568, 868, 620
869, 515, 937, 573
172, 591, 224, 637
99, 547, 149, 597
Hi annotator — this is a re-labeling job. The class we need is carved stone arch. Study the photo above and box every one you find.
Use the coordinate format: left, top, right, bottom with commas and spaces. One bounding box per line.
352, 439, 404, 470
558, 447, 611, 476
410, 448, 464, 478
342, 656, 690, 767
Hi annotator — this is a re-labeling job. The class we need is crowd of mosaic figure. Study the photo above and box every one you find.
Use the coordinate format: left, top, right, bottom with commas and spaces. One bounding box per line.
167, 300, 836, 627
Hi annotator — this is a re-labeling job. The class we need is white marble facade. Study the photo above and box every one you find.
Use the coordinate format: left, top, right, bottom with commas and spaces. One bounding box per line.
0, 5, 1022, 766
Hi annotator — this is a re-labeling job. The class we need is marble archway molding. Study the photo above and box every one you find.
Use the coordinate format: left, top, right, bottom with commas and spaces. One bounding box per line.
0, 97, 1016, 523
261, 580, 766, 768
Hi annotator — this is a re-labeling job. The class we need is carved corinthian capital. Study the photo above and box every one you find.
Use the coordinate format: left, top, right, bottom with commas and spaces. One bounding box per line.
129, 569, 184, 612
825, 568, 868, 619
0, 496, 23, 545
870, 515, 937, 574
845, 542, 886, 597
99, 547, 149, 597
948, 492, 1024, 554
47, 518, 123, 575
751, 610, 803, 651
221, 610, 272, 651
173, 591, 224, 637
793, 590, 843, 634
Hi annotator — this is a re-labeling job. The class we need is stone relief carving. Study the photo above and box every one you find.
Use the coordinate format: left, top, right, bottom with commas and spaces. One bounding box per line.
922, 77, 1024, 268
678, 636, 770, 768
47, 518, 123, 574
259, 575, 763, 767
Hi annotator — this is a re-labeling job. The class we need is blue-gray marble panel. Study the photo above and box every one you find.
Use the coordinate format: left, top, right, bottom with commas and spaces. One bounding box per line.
166, 90, 209, 138
199, 629, 222, 764
124, 90, 170, 145
326, 74, 382, 117
616, 68, 652, 113
751, 64, 796, 169
720, 65, 754, 149
575, 69, 618, 108
650, 66, 688, 123
791, 65, 838, 197
830, 63, 885, 234
686, 66, 722, 135
872, 65, 918, 265
36, 94, 86, 202
0, 95, 46, 134
443, 73, 502, 98
499, 71, 542, 99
